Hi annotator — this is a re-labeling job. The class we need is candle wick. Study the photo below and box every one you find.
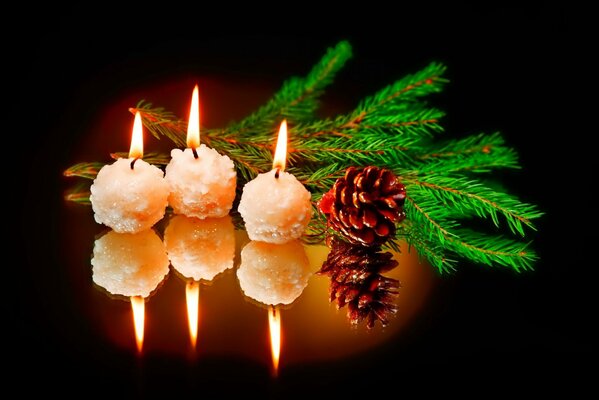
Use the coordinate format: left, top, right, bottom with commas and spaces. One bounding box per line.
274, 168, 280, 179
192, 147, 199, 159
130, 157, 140, 170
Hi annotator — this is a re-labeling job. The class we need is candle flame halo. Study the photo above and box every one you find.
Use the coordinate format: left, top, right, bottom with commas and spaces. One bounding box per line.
187, 84, 201, 149
130, 296, 145, 353
273, 120, 287, 172
186, 281, 200, 350
129, 112, 144, 159
268, 306, 281, 376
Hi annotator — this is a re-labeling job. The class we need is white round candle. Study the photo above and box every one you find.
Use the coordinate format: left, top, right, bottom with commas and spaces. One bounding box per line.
164, 85, 236, 219
165, 145, 236, 219
90, 112, 168, 233
91, 229, 170, 298
238, 169, 311, 243
238, 120, 312, 244
164, 215, 235, 281
237, 240, 311, 305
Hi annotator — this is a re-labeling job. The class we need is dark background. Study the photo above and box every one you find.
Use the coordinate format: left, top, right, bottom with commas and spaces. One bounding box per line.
14, 5, 592, 396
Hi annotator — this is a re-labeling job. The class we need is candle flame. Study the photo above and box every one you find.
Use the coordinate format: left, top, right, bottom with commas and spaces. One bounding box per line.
130, 296, 145, 353
129, 112, 144, 159
186, 281, 200, 350
268, 306, 281, 376
187, 84, 200, 149
272, 120, 287, 172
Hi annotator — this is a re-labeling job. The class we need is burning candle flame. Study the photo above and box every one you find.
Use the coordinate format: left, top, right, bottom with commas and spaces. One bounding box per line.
186, 281, 200, 350
130, 296, 145, 353
187, 85, 200, 149
272, 120, 287, 172
268, 306, 281, 376
129, 111, 144, 159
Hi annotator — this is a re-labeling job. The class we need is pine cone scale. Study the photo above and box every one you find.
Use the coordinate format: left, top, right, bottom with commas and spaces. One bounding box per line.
318, 166, 406, 246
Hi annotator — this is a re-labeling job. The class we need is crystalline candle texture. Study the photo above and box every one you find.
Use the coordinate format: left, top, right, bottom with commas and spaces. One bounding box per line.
91, 229, 170, 298
165, 145, 236, 219
237, 240, 312, 305
238, 169, 312, 244
90, 159, 169, 233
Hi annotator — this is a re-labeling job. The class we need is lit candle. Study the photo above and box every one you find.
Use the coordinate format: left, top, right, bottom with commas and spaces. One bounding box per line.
90, 112, 169, 233
165, 85, 236, 219
238, 120, 312, 243
237, 240, 311, 305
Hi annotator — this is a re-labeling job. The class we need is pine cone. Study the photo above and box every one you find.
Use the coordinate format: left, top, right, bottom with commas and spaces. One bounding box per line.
320, 238, 400, 328
318, 166, 406, 246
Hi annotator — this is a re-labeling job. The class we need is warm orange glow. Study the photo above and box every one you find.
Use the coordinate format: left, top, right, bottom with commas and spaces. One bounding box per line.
130, 296, 145, 353
272, 120, 287, 172
268, 306, 281, 376
187, 85, 200, 149
129, 112, 144, 159
186, 281, 200, 350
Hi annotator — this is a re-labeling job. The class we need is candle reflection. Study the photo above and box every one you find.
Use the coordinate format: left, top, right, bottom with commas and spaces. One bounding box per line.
268, 306, 281, 377
91, 229, 170, 352
237, 240, 312, 375
185, 281, 200, 350
165, 215, 235, 350
164, 215, 235, 281
130, 296, 145, 353
237, 240, 311, 306
86, 228, 435, 362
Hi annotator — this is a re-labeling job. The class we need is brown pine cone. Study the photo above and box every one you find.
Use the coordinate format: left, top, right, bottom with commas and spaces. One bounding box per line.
319, 238, 400, 328
318, 166, 406, 246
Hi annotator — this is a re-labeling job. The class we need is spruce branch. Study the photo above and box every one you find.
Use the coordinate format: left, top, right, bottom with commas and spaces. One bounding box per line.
404, 192, 538, 272
403, 174, 542, 236
129, 101, 187, 147
64, 40, 541, 273
412, 133, 520, 174
64, 162, 104, 180
227, 40, 353, 134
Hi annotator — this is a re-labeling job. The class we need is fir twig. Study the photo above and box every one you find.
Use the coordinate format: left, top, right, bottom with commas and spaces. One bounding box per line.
64, 40, 541, 273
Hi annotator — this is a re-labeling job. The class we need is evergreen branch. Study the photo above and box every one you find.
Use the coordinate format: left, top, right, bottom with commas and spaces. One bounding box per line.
64, 182, 91, 205
228, 41, 352, 134
401, 224, 458, 273
411, 133, 519, 174
130, 101, 187, 147
348, 62, 447, 125
63, 162, 104, 180
63, 41, 540, 273
404, 194, 535, 272
404, 175, 542, 236
446, 228, 537, 272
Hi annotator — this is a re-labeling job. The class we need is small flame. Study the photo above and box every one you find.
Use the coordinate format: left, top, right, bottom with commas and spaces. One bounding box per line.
268, 306, 281, 376
186, 281, 200, 350
187, 85, 200, 149
130, 296, 145, 353
129, 111, 144, 159
272, 120, 287, 172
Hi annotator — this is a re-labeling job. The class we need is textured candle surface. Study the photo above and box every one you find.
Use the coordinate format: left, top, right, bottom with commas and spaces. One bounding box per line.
90, 158, 168, 233
237, 240, 311, 305
165, 145, 236, 219
92, 229, 170, 298
164, 215, 235, 281
238, 169, 312, 244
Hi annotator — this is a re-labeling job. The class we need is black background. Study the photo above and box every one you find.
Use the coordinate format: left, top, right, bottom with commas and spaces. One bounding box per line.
14, 5, 593, 396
